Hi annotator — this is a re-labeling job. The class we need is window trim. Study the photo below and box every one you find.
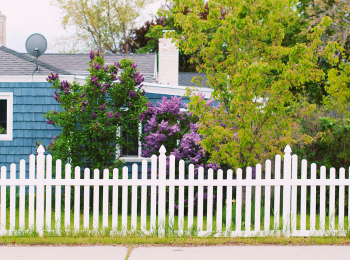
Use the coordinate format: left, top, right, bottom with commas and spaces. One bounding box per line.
118, 108, 190, 162
0, 92, 13, 141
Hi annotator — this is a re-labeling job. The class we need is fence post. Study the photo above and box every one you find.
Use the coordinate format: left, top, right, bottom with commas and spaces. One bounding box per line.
282, 145, 292, 236
36, 145, 46, 236
158, 145, 166, 236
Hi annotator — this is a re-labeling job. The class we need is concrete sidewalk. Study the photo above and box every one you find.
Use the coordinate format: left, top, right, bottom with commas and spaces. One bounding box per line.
0, 245, 349, 260
129, 246, 350, 260
0, 246, 128, 260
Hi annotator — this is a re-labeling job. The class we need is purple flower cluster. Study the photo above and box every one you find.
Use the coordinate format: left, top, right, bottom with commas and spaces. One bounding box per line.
54, 91, 60, 102
106, 111, 113, 118
60, 80, 71, 94
94, 62, 102, 71
132, 71, 144, 85
46, 120, 54, 125
129, 90, 137, 98
46, 72, 59, 81
81, 99, 88, 112
89, 51, 95, 60
100, 103, 106, 110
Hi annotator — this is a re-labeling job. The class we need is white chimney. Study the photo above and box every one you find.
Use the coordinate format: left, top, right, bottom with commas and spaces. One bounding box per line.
0, 11, 6, 46
158, 31, 178, 85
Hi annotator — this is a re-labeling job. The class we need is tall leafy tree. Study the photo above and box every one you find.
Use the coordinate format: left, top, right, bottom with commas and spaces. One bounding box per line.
53, 0, 154, 53
170, 0, 329, 169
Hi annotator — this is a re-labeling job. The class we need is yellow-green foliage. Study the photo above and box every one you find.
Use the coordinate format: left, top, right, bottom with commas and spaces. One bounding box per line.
170, 0, 329, 168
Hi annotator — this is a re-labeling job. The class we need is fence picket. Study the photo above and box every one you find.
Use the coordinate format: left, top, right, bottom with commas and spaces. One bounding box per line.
141, 160, 147, 232
150, 155, 157, 232
93, 169, 99, 231
112, 168, 118, 231
255, 164, 261, 232
329, 168, 335, 231
236, 168, 242, 232
310, 163, 316, 232
36, 146, 45, 235
291, 155, 297, 234
283, 146, 292, 235
188, 164, 194, 231
169, 155, 175, 229
74, 167, 81, 231
122, 167, 128, 231
197, 166, 204, 232
65, 164, 71, 230
320, 166, 326, 231
103, 169, 109, 230
245, 167, 252, 232
131, 165, 137, 231
339, 168, 345, 231
158, 146, 166, 235
226, 169, 233, 233
29, 154, 35, 230
45, 155, 52, 231
55, 160, 62, 233
19, 160, 25, 230
217, 169, 223, 233
10, 164, 16, 232
84, 168, 90, 230
274, 155, 281, 230
300, 159, 307, 232
0, 166, 6, 234
178, 160, 185, 235
264, 161, 271, 232
207, 168, 213, 233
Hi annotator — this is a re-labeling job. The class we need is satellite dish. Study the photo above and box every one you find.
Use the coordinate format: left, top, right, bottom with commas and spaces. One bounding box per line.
25, 33, 47, 71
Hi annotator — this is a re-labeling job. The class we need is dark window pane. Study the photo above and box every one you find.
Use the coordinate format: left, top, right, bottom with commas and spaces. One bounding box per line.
0, 100, 6, 134
121, 123, 139, 156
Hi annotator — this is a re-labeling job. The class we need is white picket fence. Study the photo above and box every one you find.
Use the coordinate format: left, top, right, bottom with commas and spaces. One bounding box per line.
0, 144, 350, 237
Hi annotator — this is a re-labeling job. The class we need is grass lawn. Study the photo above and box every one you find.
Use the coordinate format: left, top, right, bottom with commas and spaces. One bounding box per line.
2, 203, 350, 233
1, 234, 350, 246
1, 210, 350, 246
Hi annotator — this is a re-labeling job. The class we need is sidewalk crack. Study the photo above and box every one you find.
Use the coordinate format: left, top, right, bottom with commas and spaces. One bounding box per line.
125, 244, 134, 260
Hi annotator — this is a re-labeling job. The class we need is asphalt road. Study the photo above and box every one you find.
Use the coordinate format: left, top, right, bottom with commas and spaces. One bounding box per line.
0, 245, 350, 260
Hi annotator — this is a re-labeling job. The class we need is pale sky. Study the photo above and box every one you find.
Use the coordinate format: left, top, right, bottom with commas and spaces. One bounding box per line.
0, 0, 164, 53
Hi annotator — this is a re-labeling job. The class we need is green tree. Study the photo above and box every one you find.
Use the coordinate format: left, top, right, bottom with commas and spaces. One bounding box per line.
171, 0, 329, 169
52, 0, 154, 53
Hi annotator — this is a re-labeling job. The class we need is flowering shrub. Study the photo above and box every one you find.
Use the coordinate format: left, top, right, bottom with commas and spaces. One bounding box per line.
140, 94, 224, 208
41, 50, 148, 172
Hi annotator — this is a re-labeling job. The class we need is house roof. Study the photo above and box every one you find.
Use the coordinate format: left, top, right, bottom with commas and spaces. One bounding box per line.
27, 52, 157, 78
179, 72, 209, 88
0, 46, 73, 75
0, 46, 211, 88
0, 46, 156, 80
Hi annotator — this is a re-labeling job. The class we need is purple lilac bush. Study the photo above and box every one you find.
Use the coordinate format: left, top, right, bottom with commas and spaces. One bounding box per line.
40, 50, 148, 173
140, 95, 222, 208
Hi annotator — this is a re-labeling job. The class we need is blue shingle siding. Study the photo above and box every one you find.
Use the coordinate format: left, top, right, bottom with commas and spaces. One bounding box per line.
0, 82, 60, 175
145, 93, 191, 107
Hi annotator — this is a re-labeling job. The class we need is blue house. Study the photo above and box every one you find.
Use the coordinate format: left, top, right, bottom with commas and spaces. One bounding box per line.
0, 36, 212, 173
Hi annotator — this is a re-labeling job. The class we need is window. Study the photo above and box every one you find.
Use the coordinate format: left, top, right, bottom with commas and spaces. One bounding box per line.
121, 122, 139, 156
0, 93, 13, 141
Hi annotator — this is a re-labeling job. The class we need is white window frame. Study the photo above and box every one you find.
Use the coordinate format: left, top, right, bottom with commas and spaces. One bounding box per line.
0, 92, 13, 141
118, 122, 149, 162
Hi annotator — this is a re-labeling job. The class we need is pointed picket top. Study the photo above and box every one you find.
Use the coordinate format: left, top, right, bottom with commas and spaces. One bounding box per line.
37, 145, 45, 155
284, 145, 292, 156
159, 145, 166, 154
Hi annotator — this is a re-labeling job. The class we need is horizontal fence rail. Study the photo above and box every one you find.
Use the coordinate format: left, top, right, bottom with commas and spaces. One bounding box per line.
0, 145, 349, 237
